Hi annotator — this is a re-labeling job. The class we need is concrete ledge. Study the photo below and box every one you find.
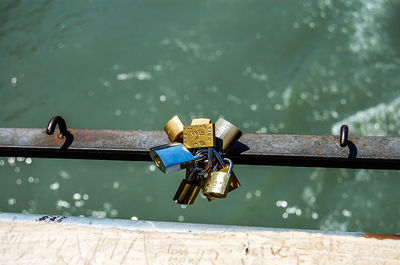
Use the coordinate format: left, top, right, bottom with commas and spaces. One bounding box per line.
0, 213, 400, 264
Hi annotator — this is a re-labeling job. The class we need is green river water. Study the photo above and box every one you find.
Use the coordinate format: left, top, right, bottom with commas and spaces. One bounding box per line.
1, 0, 400, 234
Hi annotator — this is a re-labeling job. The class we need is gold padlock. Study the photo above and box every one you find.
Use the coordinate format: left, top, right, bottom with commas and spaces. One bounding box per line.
173, 179, 201, 205
203, 158, 233, 198
173, 168, 201, 205
229, 173, 240, 192
205, 194, 216, 201
191, 118, 211, 125
198, 177, 216, 201
218, 163, 240, 192
215, 118, 242, 152
164, 115, 185, 142
183, 123, 215, 149
210, 150, 240, 193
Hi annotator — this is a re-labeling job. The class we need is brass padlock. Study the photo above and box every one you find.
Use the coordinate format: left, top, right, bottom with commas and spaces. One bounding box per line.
210, 149, 240, 192
215, 118, 242, 152
164, 115, 185, 142
205, 194, 216, 201
218, 161, 240, 192
173, 179, 201, 205
197, 178, 216, 202
191, 118, 211, 125
202, 150, 237, 201
173, 168, 201, 205
183, 123, 215, 149
203, 158, 233, 198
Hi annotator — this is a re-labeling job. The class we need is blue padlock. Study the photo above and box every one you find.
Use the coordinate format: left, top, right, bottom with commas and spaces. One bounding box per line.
149, 143, 202, 173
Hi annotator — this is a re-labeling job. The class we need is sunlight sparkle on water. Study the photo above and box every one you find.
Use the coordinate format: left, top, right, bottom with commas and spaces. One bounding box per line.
149, 164, 156, 171
113, 182, 120, 189
8, 198, 16, 205
245, 192, 252, 200
59, 170, 70, 179
57, 200, 70, 209
276, 200, 288, 207
75, 200, 84, 207
50, 182, 60, 190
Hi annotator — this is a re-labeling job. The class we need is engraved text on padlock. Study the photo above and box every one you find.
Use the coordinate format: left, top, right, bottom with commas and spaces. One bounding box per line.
183, 124, 215, 149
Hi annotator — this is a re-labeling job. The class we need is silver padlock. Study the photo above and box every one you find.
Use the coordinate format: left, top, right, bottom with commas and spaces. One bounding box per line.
215, 118, 242, 152
149, 143, 203, 173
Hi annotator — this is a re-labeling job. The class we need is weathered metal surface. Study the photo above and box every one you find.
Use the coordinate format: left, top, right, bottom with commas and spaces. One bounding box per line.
229, 133, 400, 169
0, 128, 167, 162
0, 127, 400, 169
362, 233, 400, 240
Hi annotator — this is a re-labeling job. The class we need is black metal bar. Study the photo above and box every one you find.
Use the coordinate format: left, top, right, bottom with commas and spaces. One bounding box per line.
0, 127, 399, 170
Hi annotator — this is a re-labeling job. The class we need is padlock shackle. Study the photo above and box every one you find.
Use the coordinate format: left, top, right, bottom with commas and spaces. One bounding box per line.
223, 158, 233, 174
212, 149, 225, 167
193, 147, 214, 175
193, 154, 205, 160
186, 167, 199, 183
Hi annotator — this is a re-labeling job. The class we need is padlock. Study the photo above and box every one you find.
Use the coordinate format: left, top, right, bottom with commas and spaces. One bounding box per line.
196, 177, 216, 201
173, 168, 201, 205
173, 179, 201, 205
228, 172, 240, 192
202, 150, 227, 201
164, 115, 185, 142
218, 159, 240, 192
215, 118, 242, 152
183, 123, 215, 149
209, 150, 240, 193
191, 118, 211, 126
193, 148, 217, 202
149, 143, 202, 173
203, 158, 233, 198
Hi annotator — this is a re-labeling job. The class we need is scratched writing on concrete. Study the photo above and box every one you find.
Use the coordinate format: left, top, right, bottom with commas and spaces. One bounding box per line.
36, 215, 67, 223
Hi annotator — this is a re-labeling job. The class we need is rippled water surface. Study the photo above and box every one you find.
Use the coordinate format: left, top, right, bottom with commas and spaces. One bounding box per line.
1, 0, 400, 233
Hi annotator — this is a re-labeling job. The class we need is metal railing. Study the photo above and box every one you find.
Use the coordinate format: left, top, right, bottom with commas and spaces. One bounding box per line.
0, 116, 399, 170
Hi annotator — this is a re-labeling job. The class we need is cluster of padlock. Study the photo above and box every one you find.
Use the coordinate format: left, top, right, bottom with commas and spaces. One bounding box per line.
149, 115, 242, 205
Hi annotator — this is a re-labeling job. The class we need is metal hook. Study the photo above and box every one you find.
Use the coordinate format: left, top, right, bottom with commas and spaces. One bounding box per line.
46, 116, 68, 139
340, 125, 348, 147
